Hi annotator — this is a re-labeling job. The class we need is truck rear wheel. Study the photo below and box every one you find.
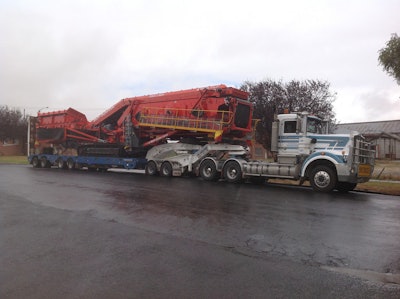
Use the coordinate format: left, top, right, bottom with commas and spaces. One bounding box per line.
310, 165, 337, 192
160, 162, 173, 177
223, 161, 242, 183
199, 160, 219, 181
145, 161, 158, 176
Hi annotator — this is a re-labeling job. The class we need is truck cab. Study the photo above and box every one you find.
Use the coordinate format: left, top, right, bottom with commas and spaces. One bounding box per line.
270, 111, 374, 192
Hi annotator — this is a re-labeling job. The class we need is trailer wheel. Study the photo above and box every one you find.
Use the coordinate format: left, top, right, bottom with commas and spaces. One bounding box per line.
160, 162, 173, 177
309, 165, 337, 192
40, 157, 51, 168
199, 160, 219, 181
66, 158, 75, 170
31, 156, 40, 168
336, 182, 357, 193
223, 161, 242, 183
57, 159, 66, 169
145, 161, 158, 176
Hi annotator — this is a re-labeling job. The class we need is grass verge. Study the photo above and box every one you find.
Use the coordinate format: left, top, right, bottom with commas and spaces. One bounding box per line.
0, 155, 29, 165
355, 181, 400, 196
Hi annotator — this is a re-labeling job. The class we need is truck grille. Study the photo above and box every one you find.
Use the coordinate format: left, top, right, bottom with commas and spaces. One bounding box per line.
353, 135, 375, 165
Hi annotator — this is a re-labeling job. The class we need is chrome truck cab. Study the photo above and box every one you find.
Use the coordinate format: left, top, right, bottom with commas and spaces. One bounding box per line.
271, 112, 375, 192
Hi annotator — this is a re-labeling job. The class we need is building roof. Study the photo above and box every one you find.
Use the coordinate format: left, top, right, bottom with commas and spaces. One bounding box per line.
335, 119, 400, 134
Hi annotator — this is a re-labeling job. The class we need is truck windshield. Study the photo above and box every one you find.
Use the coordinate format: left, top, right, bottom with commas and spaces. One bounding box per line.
307, 117, 322, 134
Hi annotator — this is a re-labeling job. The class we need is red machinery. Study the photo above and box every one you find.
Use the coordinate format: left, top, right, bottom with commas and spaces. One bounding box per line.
34, 84, 253, 156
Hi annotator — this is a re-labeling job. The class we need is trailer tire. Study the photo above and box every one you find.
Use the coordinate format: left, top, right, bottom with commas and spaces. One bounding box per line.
199, 160, 219, 181
66, 158, 75, 170
309, 165, 337, 192
40, 157, 51, 168
336, 182, 357, 193
160, 162, 173, 177
223, 161, 242, 183
145, 161, 158, 176
57, 158, 66, 169
32, 156, 40, 168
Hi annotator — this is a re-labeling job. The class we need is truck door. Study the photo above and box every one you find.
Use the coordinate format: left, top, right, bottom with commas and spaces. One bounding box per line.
278, 119, 300, 155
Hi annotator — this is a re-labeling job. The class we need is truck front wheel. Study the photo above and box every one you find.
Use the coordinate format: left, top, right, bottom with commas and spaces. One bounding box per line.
223, 161, 242, 183
199, 160, 219, 181
310, 165, 337, 192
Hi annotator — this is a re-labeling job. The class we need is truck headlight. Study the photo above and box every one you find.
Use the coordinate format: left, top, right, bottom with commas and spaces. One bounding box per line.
342, 151, 348, 163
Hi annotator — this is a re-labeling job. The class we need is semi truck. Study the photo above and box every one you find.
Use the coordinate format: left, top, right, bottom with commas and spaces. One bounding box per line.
28, 84, 375, 193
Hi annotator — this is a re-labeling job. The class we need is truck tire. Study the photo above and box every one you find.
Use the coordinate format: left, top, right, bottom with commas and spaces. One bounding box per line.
310, 165, 337, 192
160, 162, 173, 177
145, 161, 158, 176
336, 182, 357, 193
199, 160, 219, 181
223, 161, 242, 183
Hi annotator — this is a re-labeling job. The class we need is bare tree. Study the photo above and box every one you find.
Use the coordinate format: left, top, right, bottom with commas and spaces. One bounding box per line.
241, 79, 336, 149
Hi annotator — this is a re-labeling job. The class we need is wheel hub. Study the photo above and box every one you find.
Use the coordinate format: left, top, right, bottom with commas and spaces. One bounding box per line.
228, 168, 237, 179
314, 171, 330, 188
204, 167, 212, 175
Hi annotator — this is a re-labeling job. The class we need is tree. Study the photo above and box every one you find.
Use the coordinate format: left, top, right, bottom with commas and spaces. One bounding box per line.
240, 79, 336, 150
0, 106, 29, 146
378, 33, 400, 84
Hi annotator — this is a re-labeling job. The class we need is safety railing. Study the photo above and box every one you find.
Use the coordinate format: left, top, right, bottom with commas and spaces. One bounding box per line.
138, 107, 233, 133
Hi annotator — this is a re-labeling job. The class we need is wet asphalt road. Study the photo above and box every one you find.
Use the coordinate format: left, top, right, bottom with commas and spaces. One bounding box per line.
1, 164, 399, 298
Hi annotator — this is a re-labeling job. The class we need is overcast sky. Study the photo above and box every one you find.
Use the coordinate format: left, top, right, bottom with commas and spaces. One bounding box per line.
0, 0, 399, 123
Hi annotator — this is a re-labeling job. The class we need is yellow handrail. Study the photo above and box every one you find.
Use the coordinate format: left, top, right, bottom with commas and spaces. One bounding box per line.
138, 107, 233, 133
